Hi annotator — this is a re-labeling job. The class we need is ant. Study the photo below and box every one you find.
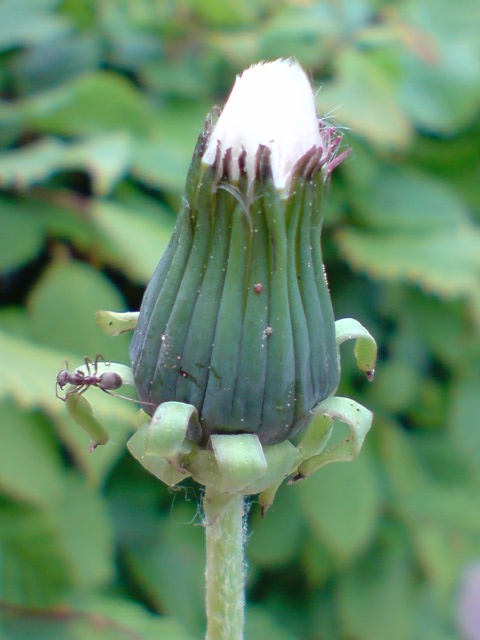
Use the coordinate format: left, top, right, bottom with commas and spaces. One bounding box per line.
56, 355, 122, 401
56, 355, 157, 410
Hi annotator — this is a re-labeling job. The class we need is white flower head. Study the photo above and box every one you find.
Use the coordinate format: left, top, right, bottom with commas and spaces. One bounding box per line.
202, 59, 323, 195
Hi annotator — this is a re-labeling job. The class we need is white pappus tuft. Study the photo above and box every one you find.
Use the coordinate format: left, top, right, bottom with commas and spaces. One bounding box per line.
202, 59, 325, 196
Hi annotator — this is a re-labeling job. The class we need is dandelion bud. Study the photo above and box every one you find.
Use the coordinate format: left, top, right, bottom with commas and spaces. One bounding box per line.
130, 59, 349, 445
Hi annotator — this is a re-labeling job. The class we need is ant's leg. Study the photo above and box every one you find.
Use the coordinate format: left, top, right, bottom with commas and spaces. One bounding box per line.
99, 386, 156, 409
100, 388, 117, 399
55, 384, 67, 401
84, 357, 94, 375
64, 380, 86, 399
91, 354, 107, 377
75, 385, 88, 397
95, 354, 107, 372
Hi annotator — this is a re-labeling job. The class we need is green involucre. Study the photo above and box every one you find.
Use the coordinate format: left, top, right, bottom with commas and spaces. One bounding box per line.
130, 116, 340, 445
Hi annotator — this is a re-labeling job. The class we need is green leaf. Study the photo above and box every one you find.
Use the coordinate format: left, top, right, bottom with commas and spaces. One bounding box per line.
309, 586, 341, 640
260, 4, 341, 65
0, 200, 45, 272
401, 54, 480, 134
248, 486, 305, 568
19, 72, 159, 137
350, 166, 470, 232
406, 483, 480, 536
69, 597, 196, 639
0, 307, 32, 338
11, 32, 101, 95
399, 0, 480, 133
0, 139, 60, 187
131, 101, 208, 192
294, 447, 381, 562
188, 0, 259, 27
0, 596, 196, 640
0, 400, 64, 506
369, 359, 421, 414
449, 375, 480, 476
0, 475, 112, 606
27, 259, 129, 359
245, 605, 299, 640
48, 474, 114, 591
28, 197, 95, 254
0, 135, 130, 195
0, 615, 69, 640
413, 586, 460, 640
379, 422, 480, 597
0, 500, 73, 608
301, 535, 339, 586
318, 49, 412, 149
124, 503, 206, 635
337, 225, 480, 299
376, 419, 427, 502
65, 134, 131, 195
336, 532, 415, 640
401, 291, 478, 370
59, 0, 96, 27
409, 518, 480, 600
0, 0, 71, 52
91, 200, 173, 283
142, 58, 210, 99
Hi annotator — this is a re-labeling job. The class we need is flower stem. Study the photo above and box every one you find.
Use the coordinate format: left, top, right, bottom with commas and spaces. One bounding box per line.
203, 489, 246, 640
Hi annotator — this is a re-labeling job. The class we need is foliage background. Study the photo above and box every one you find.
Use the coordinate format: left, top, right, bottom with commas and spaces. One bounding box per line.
0, 0, 479, 638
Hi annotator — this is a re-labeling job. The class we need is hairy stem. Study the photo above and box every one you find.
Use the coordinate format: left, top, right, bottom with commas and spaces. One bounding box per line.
203, 490, 246, 640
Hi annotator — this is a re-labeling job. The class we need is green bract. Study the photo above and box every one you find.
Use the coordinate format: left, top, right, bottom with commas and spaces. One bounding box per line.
130, 111, 348, 446
60, 319, 376, 509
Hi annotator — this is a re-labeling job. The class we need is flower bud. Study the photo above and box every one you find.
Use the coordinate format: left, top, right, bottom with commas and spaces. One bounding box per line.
130, 59, 349, 445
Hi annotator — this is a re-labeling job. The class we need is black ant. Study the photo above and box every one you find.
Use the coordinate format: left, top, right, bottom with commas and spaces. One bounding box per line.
56, 355, 123, 401
56, 355, 157, 410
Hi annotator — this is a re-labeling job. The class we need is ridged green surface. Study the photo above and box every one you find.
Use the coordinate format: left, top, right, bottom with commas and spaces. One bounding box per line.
175, 188, 233, 409
130, 130, 339, 445
285, 173, 314, 422
258, 173, 296, 442
201, 200, 251, 433
230, 191, 269, 432
150, 167, 216, 401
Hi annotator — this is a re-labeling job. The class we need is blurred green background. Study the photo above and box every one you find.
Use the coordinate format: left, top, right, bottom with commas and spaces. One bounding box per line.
0, 0, 479, 638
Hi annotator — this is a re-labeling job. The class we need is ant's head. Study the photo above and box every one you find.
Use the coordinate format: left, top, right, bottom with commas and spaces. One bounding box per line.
56, 369, 70, 390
